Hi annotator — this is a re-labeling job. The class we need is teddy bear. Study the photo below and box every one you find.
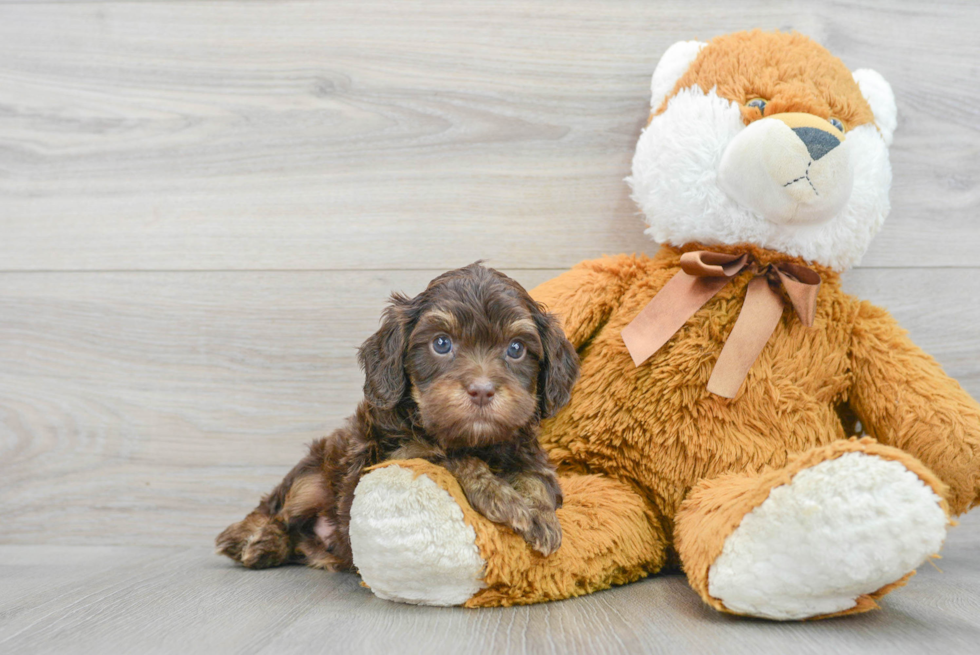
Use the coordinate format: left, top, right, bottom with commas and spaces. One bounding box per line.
346, 30, 980, 620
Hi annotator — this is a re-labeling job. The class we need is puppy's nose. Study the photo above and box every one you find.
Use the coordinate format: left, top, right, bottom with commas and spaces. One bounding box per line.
467, 380, 495, 407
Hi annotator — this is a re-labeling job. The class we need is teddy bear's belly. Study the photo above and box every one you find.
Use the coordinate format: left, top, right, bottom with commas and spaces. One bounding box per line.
542, 307, 852, 519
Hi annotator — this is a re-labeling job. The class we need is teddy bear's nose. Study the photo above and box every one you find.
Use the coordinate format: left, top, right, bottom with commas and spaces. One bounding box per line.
792, 127, 841, 161
716, 110, 853, 226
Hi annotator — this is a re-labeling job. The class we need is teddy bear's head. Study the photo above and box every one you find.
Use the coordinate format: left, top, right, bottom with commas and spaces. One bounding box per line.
627, 30, 896, 270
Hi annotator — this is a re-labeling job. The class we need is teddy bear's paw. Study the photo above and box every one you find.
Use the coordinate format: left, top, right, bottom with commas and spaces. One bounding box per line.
349, 464, 486, 606
707, 452, 948, 620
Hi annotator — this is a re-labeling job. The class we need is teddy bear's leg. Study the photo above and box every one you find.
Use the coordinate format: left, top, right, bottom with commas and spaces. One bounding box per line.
349, 458, 668, 607
675, 438, 950, 620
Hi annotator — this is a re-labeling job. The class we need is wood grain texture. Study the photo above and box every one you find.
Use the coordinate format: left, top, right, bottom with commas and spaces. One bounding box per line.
1, 1, 979, 650
0, 0, 978, 270
0, 269, 560, 545
0, 267, 977, 545
1, 511, 979, 654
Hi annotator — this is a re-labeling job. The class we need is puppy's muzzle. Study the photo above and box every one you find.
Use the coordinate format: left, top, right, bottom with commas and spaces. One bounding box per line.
466, 378, 495, 407
717, 112, 853, 225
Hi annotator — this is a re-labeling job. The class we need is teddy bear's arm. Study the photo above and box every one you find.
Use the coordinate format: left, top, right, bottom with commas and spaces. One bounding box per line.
848, 300, 980, 514
530, 254, 647, 348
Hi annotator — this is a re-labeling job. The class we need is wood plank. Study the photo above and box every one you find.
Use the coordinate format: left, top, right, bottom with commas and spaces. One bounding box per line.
0, 0, 977, 271
0, 269, 561, 546
1, 511, 979, 653
1, 266, 977, 546
1, 1, 978, 649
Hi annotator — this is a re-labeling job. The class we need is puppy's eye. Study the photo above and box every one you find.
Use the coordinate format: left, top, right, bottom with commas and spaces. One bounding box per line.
828, 117, 845, 132
746, 98, 767, 113
432, 335, 452, 355
506, 340, 525, 360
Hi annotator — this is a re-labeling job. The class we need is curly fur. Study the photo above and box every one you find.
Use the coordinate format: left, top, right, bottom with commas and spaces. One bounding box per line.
215, 263, 579, 570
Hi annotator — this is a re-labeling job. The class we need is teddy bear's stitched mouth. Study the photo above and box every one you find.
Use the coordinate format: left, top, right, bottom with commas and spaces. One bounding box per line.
782, 161, 819, 196
629, 78, 890, 270
716, 119, 849, 227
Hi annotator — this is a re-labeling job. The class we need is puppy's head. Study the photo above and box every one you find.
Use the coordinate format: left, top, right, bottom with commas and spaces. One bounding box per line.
357, 263, 579, 449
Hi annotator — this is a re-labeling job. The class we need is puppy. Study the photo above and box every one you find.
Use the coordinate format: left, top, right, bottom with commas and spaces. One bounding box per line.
215, 263, 579, 571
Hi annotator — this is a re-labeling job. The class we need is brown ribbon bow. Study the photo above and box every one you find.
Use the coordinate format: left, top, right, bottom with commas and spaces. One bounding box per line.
621, 251, 821, 398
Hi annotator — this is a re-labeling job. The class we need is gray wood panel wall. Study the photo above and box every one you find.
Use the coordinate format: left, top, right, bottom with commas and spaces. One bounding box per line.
1, 0, 978, 549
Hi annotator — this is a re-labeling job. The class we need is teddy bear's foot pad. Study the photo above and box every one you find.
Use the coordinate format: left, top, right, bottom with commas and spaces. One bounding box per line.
349, 464, 486, 606
707, 452, 947, 620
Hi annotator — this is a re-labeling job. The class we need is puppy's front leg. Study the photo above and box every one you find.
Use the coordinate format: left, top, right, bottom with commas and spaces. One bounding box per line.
505, 441, 563, 556
509, 471, 562, 556
445, 456, 547, 553
389, 440, 447, 464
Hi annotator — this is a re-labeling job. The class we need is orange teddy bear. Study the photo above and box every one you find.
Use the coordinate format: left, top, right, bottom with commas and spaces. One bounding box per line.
349, 30, 980, 620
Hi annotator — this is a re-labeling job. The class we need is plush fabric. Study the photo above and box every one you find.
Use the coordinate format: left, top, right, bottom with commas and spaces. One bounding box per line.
678, 439, 948, 619
356, 458, 666, 608
348, 30, 980, 619
349, 462, 486, 605
657, 31, 876, 128
628, 32, 893, 271
535, 246, 980, 520
352, 246, 980, 614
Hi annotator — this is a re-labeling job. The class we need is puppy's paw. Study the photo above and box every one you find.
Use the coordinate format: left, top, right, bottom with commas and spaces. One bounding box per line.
474, 493, 532, 533
240, 521, 291, 569
215, 512, 290, 569
215, 517, 257, 562
518, 509, 562, 557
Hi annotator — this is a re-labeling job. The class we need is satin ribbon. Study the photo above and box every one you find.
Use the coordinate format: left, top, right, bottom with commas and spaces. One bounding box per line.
620, 251, 821, 398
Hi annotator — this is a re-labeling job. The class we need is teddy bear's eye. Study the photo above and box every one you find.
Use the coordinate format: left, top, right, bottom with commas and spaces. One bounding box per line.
828, 117, 845, 132
746, 98, 767, 113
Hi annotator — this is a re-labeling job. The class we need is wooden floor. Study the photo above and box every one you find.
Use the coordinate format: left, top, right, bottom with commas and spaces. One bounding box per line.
2, 512, 980, 654
1, 1, 979, 653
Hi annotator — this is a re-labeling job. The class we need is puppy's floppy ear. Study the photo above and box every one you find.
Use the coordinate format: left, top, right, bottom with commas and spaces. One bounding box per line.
532, 307, 580, 419
358, 293, 412, 410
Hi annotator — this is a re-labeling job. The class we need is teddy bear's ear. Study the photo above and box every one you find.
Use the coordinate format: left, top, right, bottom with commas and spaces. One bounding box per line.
649, 40, 708, 112
852, 68, 897, 146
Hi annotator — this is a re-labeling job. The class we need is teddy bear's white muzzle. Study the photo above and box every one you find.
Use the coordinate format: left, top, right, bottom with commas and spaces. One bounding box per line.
717, 115, 854, 225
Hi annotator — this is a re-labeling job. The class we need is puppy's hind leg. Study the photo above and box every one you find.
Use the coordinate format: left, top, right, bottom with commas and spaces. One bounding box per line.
293, 520, 348, 572
216, 438, 333, 569
217, 511, 293, 570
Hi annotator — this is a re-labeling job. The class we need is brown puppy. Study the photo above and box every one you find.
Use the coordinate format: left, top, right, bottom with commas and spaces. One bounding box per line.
216, 263, 579, 571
